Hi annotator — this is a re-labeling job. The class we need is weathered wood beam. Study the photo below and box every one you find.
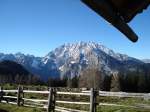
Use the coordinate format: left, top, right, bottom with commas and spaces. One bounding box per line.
81, 0, 138, 42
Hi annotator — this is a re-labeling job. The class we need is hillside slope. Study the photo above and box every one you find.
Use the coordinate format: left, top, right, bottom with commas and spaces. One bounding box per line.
0, 60, 40, 84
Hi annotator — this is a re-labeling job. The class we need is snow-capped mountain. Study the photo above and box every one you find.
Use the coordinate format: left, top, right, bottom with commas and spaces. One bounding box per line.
43, 42, 144, 78
0, 42, 147, 80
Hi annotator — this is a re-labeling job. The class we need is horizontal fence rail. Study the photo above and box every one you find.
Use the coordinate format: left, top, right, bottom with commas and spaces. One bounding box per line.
23, 98, 48, 103
23, 90, 49, 94
57, 91, 90, 96
82, 90, 150, 98
56, 100, 90, 105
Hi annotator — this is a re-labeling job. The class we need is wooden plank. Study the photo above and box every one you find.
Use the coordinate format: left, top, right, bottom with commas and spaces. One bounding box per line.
57, 92, 90, 96
1, 101, 17, 105
23, 98, 47, 102
99, 103, 135, 107
56, 100, 90, 105
2, 89, 149, 98
82, 90, 149, 98
3, 96, 17, 99
3, 90, 18, 93
25, 102, 45, 106
4, 90, 89, 95
23, 90, 49, 94
99, 91, 147, 98
24, 104, 46, 109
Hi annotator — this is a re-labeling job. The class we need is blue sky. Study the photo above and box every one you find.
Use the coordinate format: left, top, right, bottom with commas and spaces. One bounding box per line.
0, 0, 150, 59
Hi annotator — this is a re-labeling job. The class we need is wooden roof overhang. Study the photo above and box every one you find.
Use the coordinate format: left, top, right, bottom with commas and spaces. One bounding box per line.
81, 0, 150, 42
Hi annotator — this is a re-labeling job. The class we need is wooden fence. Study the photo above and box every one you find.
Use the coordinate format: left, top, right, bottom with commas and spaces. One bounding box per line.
0, 86, 150, 112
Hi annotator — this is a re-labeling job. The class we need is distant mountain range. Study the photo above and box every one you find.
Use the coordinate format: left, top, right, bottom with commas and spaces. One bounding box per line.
0, 42, 149, 80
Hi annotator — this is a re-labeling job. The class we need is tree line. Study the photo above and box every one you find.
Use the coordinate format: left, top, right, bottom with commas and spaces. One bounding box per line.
1, 60, 150, 93
47, 67, 150, 93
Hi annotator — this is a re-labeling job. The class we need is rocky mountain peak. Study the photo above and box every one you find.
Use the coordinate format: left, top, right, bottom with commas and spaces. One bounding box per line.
0, 42, 147, 80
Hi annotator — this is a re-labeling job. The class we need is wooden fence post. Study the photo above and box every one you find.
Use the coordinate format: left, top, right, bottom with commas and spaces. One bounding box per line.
52, 88, 56, 112
47, 88, 56, 112
47, 88, 52, 112
17, 86, 21, 106
0, 87, 3, 103
21, 86, 24, 106
90, 88, 97, 112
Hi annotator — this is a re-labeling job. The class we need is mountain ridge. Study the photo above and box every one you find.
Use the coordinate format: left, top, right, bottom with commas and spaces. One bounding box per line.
0, 42, 148, 80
